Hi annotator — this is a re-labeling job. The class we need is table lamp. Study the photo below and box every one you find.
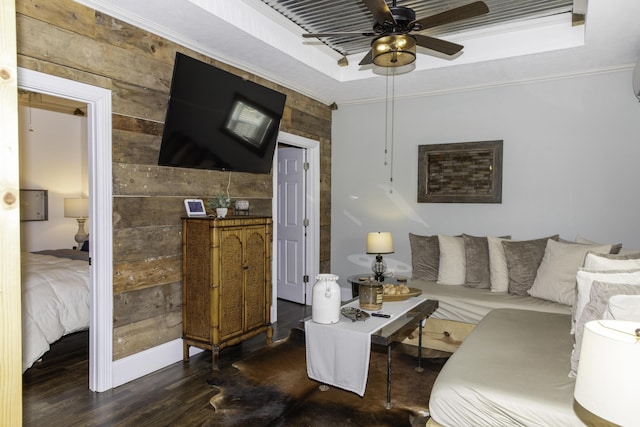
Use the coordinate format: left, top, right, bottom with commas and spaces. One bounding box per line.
64, 197, 89, 247
366, 232, 394, 282
574, 319, 640, 426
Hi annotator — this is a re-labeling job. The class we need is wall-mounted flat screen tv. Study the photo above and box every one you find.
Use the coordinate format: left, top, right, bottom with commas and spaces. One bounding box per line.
158, 52, 287, 174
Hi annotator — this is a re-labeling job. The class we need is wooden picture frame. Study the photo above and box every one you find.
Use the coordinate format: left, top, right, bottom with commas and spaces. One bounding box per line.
418, 140, 503, 203
20, 189, 48, 221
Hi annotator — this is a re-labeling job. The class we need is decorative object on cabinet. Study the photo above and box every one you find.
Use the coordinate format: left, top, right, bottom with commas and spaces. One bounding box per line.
207, 192, 231, 218
418, 140, 503, 203
182, 216, 273, 370
20, 189, 48, 221
64, 197, 89, 245
235, 199, 250, 215
183, 199, 207, 217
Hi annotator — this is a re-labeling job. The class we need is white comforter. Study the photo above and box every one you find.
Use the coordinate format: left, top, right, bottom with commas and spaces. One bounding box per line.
21, 252, 90, 372
429, 309, 593, 426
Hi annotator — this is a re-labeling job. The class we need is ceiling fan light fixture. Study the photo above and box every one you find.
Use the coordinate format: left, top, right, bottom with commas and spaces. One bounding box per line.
372, 35, 416, 67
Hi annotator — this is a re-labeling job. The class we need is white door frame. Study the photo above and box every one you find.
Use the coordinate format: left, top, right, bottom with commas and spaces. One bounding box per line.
272, 132, 320, 317
18, 68, 114, 392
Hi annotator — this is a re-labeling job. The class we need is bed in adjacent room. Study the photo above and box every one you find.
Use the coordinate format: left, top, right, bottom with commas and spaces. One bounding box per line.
21, 249, 90, 372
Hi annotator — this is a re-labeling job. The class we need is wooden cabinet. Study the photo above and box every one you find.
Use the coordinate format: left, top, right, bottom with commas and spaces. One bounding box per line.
182, 216, 273, 370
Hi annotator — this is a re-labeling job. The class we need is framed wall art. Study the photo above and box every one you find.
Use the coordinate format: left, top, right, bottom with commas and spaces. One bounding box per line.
20, 189, 49, 221
418, 140, 503, 203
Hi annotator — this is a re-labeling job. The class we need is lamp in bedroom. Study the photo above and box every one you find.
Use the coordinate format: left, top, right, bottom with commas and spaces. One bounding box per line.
574, 320, 640, 426
366, 232, 394, 282
64, 197, 89, 247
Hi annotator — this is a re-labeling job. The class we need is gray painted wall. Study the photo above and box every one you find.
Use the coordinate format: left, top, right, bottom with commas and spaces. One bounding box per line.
331, 69, 640, 293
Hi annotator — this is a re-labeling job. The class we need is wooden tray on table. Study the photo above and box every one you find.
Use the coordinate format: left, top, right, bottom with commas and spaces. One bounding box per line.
382, 287, 422, 302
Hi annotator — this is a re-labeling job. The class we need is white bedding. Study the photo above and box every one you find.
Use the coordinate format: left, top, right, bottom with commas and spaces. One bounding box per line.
411, 279, 571, 324
21, 252, 90, 372
429, 309, 595, 427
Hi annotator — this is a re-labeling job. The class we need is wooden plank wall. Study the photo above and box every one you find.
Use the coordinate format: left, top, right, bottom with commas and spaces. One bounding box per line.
15, 0, 332, 359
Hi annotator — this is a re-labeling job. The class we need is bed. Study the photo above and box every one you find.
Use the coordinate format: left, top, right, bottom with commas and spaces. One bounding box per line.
428, 309, 598, 427
21, 249, 90, 372
402, 279, 572, 352
410, 279, 571, 324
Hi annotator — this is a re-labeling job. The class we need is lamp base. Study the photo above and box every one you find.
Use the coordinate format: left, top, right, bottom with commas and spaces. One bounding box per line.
372, 254, 387, 282
74, 218, 88, 247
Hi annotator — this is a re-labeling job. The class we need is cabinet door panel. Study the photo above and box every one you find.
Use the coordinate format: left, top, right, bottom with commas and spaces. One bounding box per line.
218, 230, 244, 339
245, 228, 267, 330
183, 220, 211, 341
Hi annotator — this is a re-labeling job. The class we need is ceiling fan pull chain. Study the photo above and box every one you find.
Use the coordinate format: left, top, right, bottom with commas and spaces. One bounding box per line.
384, 71, 389, 168
383, 70, 395, 194
389, 72, 395, 194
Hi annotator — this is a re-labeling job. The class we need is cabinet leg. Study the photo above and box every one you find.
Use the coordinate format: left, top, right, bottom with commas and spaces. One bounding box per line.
211, 346, 220, 371
266, 325, 273, 345
183, 342, 190, 362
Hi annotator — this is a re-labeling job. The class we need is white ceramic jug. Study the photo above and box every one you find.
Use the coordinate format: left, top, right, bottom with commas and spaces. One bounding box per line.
311, 274, 341, 324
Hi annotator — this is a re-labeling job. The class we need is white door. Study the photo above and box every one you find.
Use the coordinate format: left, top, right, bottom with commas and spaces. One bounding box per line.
277, 146, 307, 303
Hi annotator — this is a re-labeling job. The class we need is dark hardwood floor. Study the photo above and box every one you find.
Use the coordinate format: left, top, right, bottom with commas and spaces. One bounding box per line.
23, 299, 312, 426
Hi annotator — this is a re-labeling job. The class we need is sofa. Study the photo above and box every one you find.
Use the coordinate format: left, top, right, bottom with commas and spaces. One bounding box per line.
400, 233, 640, 426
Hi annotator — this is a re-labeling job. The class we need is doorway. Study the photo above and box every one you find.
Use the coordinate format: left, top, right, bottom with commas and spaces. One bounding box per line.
18, 68, 113, 392
271, 132, 320, 315
18, 92, 88, 250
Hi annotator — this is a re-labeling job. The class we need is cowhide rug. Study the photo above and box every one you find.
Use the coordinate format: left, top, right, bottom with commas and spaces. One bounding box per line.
204, 330, 448, 427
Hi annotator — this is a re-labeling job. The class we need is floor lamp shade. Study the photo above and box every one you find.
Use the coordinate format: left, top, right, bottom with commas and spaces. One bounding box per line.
574, 320, 640, 426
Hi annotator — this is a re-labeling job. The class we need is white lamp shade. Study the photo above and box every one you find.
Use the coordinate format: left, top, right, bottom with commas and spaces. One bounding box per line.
64, 198, 89, 218
366, 232, 394, 254
574, 320, 640, 426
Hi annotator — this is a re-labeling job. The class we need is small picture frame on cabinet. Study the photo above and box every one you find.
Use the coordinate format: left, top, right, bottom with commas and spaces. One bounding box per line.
184, 199, 207, 217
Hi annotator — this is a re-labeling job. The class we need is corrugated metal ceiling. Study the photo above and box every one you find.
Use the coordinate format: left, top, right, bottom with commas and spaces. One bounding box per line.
259, 0, 575, 56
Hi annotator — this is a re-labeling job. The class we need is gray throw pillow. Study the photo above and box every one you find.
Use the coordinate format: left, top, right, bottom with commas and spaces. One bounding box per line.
464, 234, 511, 289
463, 234, 490, 289
409, 233, 439, 281
502, 235, 559, 296
569, 281, 640, 377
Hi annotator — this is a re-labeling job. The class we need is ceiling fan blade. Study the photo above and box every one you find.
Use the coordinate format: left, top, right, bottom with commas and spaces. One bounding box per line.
414, 34, 463, 56
362, 0, 396, 25
303, 31, 375, 38
411, 1, 489, 30
358, 49, 373, 66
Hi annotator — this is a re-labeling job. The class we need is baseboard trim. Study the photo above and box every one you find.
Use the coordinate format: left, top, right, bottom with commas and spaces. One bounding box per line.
112, 339, 203, 388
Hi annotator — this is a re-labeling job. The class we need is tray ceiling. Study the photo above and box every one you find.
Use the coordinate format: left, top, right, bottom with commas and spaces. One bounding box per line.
73, 0, 640, 105
259, 0, 575, 57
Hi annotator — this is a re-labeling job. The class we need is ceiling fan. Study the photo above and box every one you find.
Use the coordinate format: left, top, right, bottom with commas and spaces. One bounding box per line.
302, 0, 489, 67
